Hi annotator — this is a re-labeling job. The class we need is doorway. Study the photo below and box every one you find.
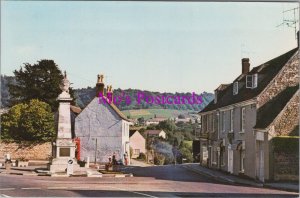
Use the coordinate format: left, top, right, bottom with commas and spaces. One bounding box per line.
228, 145, 233, 173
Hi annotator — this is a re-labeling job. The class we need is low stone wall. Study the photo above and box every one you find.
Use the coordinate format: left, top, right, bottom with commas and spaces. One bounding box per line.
0, 141, 52, 160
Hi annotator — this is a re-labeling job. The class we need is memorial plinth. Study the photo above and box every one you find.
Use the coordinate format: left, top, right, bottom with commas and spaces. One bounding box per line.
49, 73, 80, 174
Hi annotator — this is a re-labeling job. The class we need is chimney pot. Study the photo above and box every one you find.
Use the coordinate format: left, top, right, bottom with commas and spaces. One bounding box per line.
96, 74, 105, 97
242, 58, 250, 74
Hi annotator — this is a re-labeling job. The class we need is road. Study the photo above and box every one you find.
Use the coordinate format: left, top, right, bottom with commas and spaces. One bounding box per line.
0, 164, 298, 197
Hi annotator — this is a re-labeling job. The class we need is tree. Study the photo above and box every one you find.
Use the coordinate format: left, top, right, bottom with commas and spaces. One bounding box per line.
178, 114, 185, 119
152, 140, 174, 165
137, 117, 145, 125
1, 99, 55, 141
9, 59, 75, 111
157, 120, 177, 132
179, 141, 193, 163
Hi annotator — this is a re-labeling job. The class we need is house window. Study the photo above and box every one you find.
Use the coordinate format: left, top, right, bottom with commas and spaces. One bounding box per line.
230, 109, 233, 132
241, 107, 246, 132
202, 116, 206, 133
206, 115, 209, 132
233, 82, 239, 95
222, 112, 225, 132
220, 147, 225, 166
217, 113, 220, 138
212, 114, 215, 133
134, 149, 140, 155
246, 74, 258, 88
220, 112, 223, 132
206, 115, 210, 132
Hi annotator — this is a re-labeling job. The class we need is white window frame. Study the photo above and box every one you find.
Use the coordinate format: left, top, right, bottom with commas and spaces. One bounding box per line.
246, 74, 258, 89
212, 114, 215, 133
233, 82, 239, 95
241, 107, 246, 133
253, 74, 258, 88
217, 113, 220, 138
222, 112, 225, 132
230, 109, 233, 133
246, 75, 253, 88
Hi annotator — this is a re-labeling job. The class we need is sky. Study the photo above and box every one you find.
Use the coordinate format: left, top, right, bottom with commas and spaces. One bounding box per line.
1, 1, 299, 93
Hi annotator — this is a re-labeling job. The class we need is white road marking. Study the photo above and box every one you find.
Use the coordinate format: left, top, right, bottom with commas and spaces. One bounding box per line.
21, 187, 41, 190
71, 186, 90, 189
105, 185, 158, 198
0, 194, 11, 197
0, 189, 15, 191
47, 187, 68, 190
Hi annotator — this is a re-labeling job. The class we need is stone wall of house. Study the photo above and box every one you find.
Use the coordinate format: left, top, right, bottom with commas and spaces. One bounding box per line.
257, 51, 299, 108
0, 142, 51, 160
75, 98, 129, 163
273, 91, 299, 136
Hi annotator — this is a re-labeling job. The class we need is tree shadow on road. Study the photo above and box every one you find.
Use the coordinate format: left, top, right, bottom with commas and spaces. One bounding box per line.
71, 190, 298, 197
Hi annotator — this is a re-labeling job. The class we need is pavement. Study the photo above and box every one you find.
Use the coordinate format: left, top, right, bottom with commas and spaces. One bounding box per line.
0, 164, 133, 178
130, 159, 153, 167
182, 163, 299, 193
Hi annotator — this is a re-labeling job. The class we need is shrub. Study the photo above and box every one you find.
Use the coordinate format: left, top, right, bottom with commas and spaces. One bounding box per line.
1, 99, 55, 141
137, 153, 146, 161
154, 153, 165, 165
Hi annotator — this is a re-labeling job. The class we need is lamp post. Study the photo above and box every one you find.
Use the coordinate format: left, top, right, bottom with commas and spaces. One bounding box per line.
92, 138, 98, 165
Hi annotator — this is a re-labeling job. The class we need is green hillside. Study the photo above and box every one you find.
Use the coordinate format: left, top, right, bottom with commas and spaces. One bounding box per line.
122, 108, 195, 119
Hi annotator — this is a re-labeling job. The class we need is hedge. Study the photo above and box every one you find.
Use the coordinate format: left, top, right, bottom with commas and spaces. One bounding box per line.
272, 136, 299, 154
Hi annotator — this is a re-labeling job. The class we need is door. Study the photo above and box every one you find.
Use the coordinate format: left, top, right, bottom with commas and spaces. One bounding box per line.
257, 141, 264, 182
228, 145, 233, 173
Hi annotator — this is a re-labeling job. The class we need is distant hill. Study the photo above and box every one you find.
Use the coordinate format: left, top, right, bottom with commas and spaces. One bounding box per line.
122, 109, 196, 120
75, 87, 214, 112
1, 75, 214, 111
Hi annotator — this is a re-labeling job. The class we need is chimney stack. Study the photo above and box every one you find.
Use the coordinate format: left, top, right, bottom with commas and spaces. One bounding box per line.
242, 58, 250, 74
96, 74, 105, 97
106, 85, 113, 101
214, 90, 218, 104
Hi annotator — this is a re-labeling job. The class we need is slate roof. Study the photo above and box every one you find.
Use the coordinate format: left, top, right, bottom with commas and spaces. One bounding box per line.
108, 99, 131, 122
254, 85, 299, 129
200, 48, 298, 113
77, 96, 131, 122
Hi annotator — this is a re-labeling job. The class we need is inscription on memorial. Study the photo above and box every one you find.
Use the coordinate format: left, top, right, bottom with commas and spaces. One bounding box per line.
59, 148, 71, 157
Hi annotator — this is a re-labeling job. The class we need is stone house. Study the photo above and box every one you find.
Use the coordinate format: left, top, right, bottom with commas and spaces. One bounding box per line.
75, 75, 131, 164
144, 130, 167, 139
145, 117, 168, 125
129, 130, 146, 158
199, 46, 299, 182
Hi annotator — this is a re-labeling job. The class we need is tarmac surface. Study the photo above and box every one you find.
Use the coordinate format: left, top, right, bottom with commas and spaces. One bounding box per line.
0, 164, 298, 197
